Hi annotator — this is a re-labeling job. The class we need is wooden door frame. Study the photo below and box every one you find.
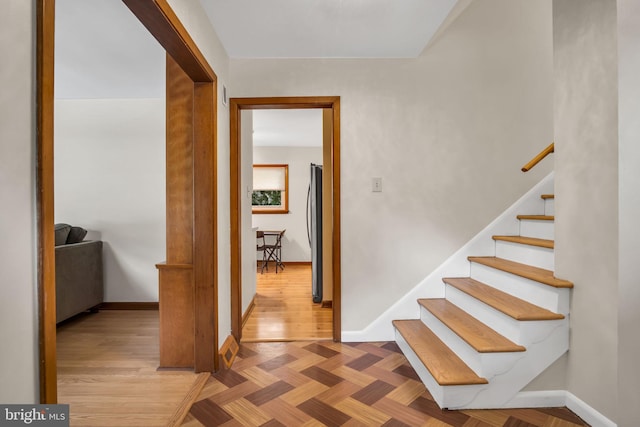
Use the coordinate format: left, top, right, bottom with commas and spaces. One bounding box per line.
36, 0, 56, 404
37, 0, 219, 403
229, 97, 341, 342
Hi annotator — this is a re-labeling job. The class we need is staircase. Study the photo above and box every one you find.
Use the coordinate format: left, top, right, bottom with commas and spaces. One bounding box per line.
393, 193, 574, 409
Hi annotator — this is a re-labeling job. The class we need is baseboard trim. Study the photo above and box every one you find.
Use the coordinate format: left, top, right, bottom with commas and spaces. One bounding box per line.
99, 302, 159, 310
565, 392, 617, 427
505, 391, 616, 427
241, 295, 256, 328
503, 390, 567, 409
219, 335, 239, 369
256, 261, 311, 266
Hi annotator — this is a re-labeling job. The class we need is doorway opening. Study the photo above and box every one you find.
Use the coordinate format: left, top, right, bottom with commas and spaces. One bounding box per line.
243, 110, 329, 342
230, 97, 341, 343
37, 0, 219, 403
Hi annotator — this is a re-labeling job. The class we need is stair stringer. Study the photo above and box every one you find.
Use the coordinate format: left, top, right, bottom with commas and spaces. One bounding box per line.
447, 320, 569, 409
342, 172, 554, 342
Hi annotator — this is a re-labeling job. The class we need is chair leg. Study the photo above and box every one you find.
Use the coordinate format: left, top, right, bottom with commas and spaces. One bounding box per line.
264, 248, 274, 273
274, 246, 284, 273
279, 247, 284, 271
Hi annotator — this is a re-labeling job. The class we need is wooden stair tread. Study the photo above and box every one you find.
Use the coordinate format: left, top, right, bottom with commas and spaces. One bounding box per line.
516, 214, 554, 221
443, 277, 565, 321
418, 299, 525, 353
393, 319, 488, 385
492, 235, 554, 249
541, 194, 555, 199
468, 256, 572, 288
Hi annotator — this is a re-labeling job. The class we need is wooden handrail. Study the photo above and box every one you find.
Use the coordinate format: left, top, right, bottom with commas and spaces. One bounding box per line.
522, 143, 554, 172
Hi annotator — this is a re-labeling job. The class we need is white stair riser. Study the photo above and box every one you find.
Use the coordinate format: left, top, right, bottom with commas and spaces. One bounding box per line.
419, 305, 525, 378
445, 285, 566, 346
395, 329, 488, 409
469, 263, 568, 314
445, 285, 520, 343
545, 198, 555, 216
519, 219, 554, 240
494, 240, 554, 270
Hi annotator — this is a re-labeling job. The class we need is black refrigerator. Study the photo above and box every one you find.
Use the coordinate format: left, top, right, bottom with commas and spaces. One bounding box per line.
307, 163, 322, 303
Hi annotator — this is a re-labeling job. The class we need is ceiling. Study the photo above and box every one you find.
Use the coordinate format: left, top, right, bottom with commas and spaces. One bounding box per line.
252, 109, 323, 147
199, 0, 459, 58
54, 0, 461, 144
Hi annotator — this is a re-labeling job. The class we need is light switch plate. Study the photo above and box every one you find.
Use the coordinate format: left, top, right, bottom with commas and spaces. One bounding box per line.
372, 177, 382, 192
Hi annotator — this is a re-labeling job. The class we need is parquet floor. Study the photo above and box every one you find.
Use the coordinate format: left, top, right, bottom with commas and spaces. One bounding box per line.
242, 264, 333, 342
181, 341, 590, 427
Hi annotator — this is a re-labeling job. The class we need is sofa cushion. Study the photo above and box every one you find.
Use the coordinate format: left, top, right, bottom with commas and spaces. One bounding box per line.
54, 223, 72, 246
66, 226, 87, 244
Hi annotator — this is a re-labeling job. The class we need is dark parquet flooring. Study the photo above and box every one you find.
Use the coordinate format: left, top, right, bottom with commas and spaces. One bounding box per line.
181, 341, 589, 427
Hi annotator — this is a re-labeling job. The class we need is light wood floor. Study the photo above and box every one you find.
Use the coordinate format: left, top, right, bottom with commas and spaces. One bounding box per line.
241, 264, 333, 342
57, 310, 198, 426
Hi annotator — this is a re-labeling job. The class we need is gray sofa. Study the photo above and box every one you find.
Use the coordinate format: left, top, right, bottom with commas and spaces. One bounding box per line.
55, 224, 104, 323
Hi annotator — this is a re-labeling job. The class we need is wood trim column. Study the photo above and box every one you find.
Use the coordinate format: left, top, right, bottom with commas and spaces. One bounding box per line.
166, 55, 194, 264
229, 102, 242, 341
331, 101, 341, 342
159, 55, 196, 368
322, 109, 333, 303
37, 0, 57, 404
193, 81, 218, 372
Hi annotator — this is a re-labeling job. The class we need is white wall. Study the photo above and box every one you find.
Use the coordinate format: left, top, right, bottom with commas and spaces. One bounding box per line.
54, 98, 165, 302
617, 0, 640, 425
230, 0, 554, 332
55, 0, 165, 99
0, 0, 38, 403
168, 0, 232, 341
553, 0, 619, 421
241, 112, 256, 315
252, 146, 323, 262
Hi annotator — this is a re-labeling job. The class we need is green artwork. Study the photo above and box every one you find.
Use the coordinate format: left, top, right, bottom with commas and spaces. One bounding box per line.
252, 190, 282, 206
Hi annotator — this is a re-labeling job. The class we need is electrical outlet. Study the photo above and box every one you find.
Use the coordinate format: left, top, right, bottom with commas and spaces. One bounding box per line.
372, 177, 382, 192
